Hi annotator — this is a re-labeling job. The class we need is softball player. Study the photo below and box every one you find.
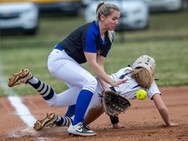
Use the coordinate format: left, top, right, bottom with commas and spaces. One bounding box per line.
8, 55, 178, 136
8, 2, 126, 136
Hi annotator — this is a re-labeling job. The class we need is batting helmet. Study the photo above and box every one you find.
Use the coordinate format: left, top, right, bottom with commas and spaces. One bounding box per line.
131, 55, 156, 76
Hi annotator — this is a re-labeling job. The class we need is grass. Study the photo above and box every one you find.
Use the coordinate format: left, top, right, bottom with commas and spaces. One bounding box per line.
0, 10, 188, 96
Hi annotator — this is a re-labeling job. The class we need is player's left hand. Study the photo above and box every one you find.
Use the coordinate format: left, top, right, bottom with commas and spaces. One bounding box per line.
112, 123, 125, 129
168, 122, 179, 127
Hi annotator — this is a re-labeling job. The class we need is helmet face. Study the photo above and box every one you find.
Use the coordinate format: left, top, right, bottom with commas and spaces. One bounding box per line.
131, 55, 156, 75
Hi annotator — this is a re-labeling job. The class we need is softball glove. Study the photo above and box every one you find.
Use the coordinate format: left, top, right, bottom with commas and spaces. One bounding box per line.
101, 91, 131, 117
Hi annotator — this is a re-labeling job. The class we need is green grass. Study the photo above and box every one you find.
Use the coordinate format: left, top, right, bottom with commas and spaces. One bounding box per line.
0, 10, 188, 96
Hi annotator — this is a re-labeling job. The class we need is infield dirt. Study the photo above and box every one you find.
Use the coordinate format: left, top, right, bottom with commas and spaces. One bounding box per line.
0, 86, 188, 141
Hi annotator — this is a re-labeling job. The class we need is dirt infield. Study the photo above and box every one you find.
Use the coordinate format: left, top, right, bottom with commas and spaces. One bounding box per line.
0, 86, 188, 141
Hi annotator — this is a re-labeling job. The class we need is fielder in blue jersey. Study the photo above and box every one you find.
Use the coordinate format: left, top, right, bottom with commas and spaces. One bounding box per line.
8, 1, 126, 136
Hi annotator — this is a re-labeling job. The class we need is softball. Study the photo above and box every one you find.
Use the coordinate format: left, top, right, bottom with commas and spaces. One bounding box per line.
136, 89, 147, 100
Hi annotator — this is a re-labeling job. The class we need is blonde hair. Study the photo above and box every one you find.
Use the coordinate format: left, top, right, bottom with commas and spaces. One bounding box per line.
131, 67, 154, 89
96, 2, 119, 20
96, 1, 119, 43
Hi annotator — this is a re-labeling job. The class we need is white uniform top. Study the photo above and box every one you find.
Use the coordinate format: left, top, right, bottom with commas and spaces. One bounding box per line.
93, 67, 160, 102
109, 67, 161, 100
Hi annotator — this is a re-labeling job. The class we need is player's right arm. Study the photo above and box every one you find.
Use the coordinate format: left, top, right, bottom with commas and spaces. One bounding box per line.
84, 52, 125, 87
152, 94, 178, 126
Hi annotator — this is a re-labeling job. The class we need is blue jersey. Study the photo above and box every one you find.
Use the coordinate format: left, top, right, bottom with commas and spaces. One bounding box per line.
58, 21, 113, 64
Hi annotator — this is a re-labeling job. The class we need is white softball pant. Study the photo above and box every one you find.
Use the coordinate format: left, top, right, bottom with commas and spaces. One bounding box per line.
46, 48, 102, 112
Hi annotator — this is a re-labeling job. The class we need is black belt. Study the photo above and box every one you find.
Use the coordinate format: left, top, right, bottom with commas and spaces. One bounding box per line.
54, 45, 64, 51
109, 86, 116, 92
